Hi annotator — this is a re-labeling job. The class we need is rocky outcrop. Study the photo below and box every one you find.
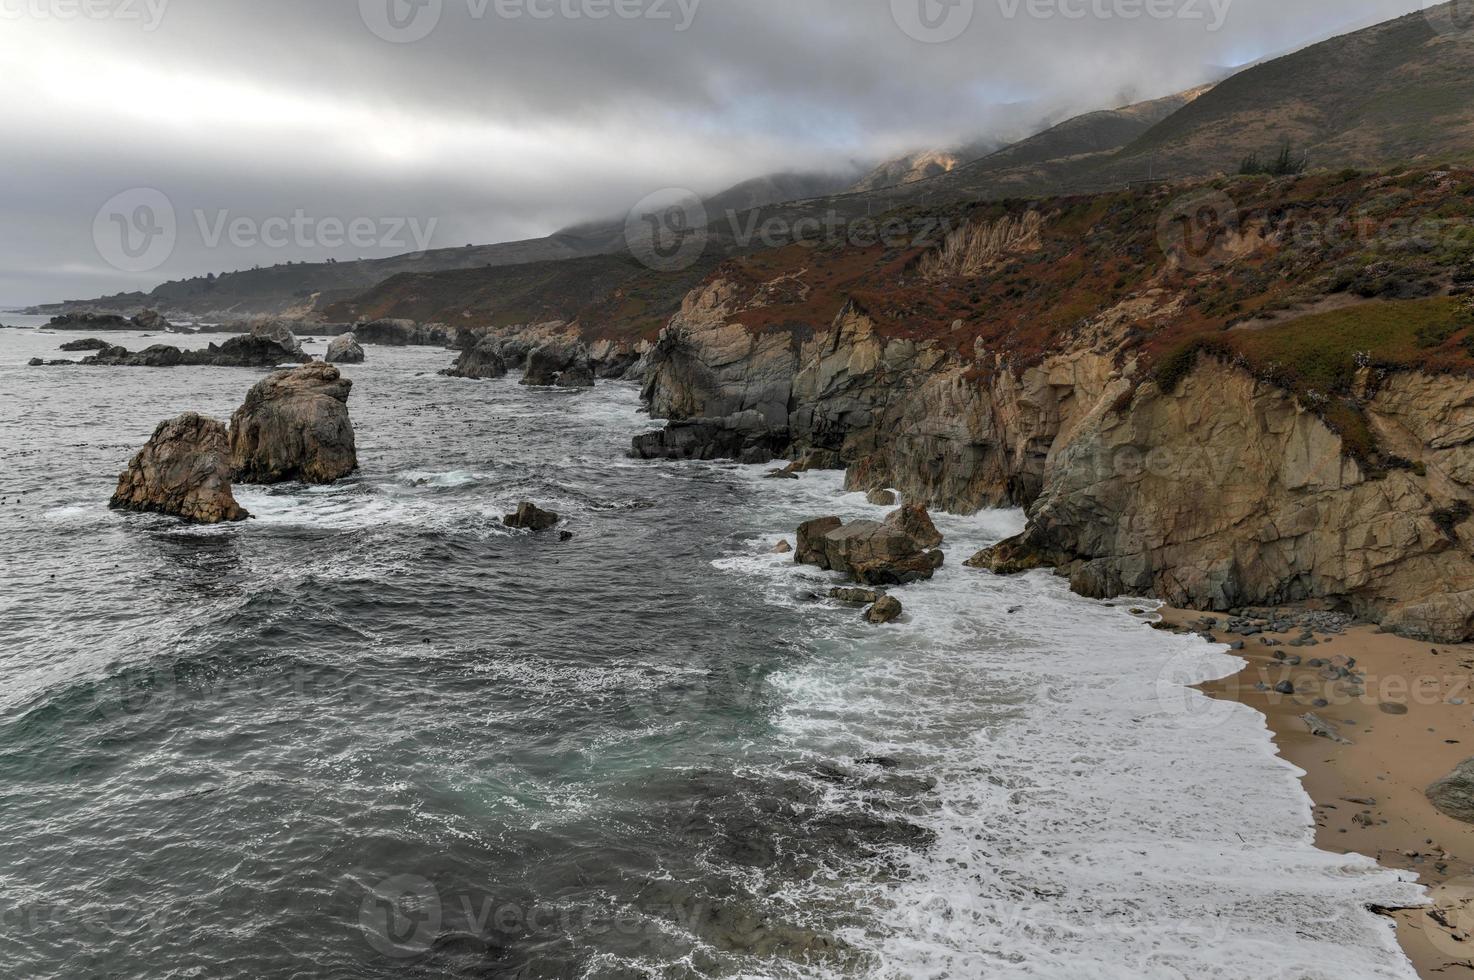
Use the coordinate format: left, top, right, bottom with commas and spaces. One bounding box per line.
352, 319, 452, 347
59, 337, 113, 352
885, 503, 943, 550
522, 340, 594, 387
1428, 759, 1474, 824
229, 363, 357, 484
33, 334, 311, 369
504, 502, 559, 531
866, 595, 904, 625
441, 337, 507, 380
795, 515, 945, 586
48, 310, 169, 331
109, 413, 249, 524
631, 411, 779, 464
325, 334, 365, 365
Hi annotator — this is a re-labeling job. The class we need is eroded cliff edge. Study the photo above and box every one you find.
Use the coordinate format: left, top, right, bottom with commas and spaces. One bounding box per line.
628, 172, 1474, 641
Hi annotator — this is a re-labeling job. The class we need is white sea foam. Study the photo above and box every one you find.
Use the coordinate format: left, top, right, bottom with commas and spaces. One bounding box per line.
712, 467, 1425, 979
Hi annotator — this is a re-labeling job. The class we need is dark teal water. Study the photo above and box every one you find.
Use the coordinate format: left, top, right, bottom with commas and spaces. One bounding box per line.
0, 327, 1427, 979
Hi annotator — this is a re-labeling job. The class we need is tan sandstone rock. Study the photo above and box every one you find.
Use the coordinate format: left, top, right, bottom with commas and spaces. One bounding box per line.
230, 363, 358, 485
110, 413, 249, 524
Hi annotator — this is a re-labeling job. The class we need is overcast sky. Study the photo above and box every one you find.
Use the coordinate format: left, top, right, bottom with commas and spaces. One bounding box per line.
0, 0, 1438, 307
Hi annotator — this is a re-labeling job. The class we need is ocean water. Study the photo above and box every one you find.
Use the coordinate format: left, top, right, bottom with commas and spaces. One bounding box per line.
0, 327, 1426, 978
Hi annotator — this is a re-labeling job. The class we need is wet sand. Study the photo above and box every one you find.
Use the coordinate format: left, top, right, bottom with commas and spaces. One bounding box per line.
1158, 605, 1474, 978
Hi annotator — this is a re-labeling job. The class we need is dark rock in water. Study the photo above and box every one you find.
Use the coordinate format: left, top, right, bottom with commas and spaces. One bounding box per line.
441, 337, 507, 380
884, 503, 944, 550
229, 363, 358, 485
208, 334, 311, 368
631, 410, 779, 463
865, 489, 898, 507
964, 532, 1048, 574
559, 530, 575, 542
352, 318, 452, 347
555, 362, 595, 388
831, 587, 883, 605
59, 337, 114, 352
801, 518, 944, 586
795, 517, 843, 566
504, 502, 560, 531
522, 340, 593, 387
764, 468, 799, 480
1428, 759, 1474, 823
325, 333, 365, 365
866, 596, 904, 624
110, 413, 249, 524
48, 310, 167, 332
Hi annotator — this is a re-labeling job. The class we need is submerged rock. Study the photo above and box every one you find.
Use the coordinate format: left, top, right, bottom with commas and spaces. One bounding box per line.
229, 363, 358, 485
504, 502, 560, 531
110, 413, 249, 524
1428, 759, 1474, 823
325, 333, 366, 365
441, 337, 507, 380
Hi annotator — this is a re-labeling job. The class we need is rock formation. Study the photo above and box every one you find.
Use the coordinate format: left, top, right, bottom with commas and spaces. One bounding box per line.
326, 333, 366, 365
441, 336, 508, 380
866, 595, 904, 625
59, 338, 113, 352
1428, 759, 1474, 823
109, 413, 249, 524
885, 503, 943, 550
229, 363, 358, 484
522, 340, 594, 388
48, 310, 170, 332
504, 502, 560, 531
352, 318, 452, 347
32, 334, 310, 369
795, 515, 944, 586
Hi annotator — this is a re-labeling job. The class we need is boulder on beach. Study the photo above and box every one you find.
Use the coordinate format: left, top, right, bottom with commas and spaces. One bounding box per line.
441, 337, 508, 380
1428, 759, 1474, 823
866, 596, 904, 625
504, 502, 560, 531
325, 333, 366, 365
109, 413, 249, 524
229, 363, 358, 485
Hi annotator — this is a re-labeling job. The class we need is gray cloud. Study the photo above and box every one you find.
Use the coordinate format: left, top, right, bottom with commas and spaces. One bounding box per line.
0, 0, 1435, 307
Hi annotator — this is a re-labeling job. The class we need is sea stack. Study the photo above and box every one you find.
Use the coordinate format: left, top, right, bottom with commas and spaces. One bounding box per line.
229, 362, 358, 484
109, 413, 249, 524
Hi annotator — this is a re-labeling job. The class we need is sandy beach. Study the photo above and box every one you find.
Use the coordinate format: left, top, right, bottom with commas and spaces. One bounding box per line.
1157, 605, 1474, 978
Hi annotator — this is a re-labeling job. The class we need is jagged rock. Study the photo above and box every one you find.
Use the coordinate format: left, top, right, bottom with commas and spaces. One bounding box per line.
588, 339, 642, 379
504, 502, 560, 531
831, 587, 883, 604
229, 363, 357, 484
59, 337, 113, 352
885, 503, 943, 549
796, 517, 843, 566
866, 489, 898, 507
1428, 759, 1474, 823
352, 318, 451, 347
326, 333, 365, 365
209, 334, 311, 367
109, 413, 248, 524
798, 517, 945, 586
866, 596, 904, 625
631, 411, 777, 463
522, 340, 593, 387
248, 320, 303, 355
772, 540, 793, 554
441, 337, 508, 380
965, 532, 1050, 574
132, 309, 173, 332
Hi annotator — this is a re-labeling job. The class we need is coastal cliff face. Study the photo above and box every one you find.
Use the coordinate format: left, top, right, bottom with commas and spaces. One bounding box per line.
641, 293, 1474, 638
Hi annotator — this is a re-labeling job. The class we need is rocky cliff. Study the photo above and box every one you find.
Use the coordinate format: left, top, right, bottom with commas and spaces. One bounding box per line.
630, 171, 1474, 641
